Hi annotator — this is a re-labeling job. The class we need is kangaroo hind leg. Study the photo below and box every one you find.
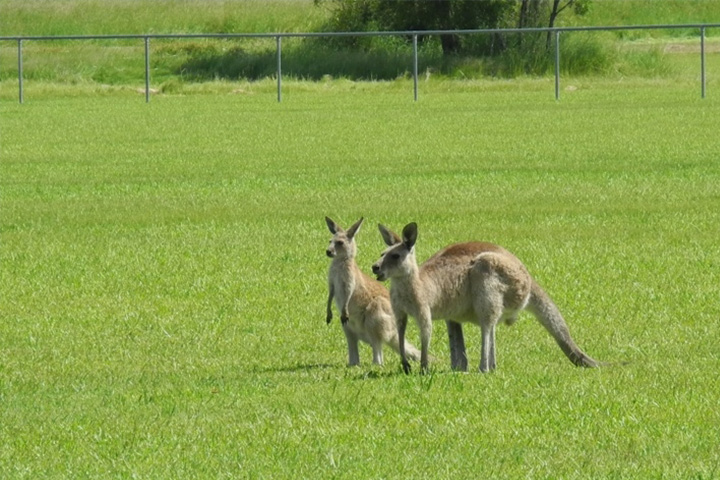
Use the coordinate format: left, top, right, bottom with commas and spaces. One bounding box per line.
369, 337, 384, 365
479, 321, 497, 372
472, 253, 527, 372
446, 321, 468, 372
472, 276, 504, 373
342, 325, 361, 366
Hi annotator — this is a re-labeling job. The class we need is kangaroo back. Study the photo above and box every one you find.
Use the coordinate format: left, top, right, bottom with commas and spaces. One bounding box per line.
526, 280, 599, 368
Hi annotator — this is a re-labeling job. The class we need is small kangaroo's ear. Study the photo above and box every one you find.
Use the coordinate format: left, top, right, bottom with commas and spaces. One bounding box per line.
346, 217, 364, 239
325, 216, 341, 234
378, 224, 402, 246
402, 222, 418, 249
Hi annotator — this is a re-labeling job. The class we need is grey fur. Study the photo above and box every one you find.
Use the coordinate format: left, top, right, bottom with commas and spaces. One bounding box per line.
372, 222, 599, 373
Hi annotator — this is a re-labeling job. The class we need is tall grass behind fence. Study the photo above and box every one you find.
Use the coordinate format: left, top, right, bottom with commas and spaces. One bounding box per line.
1, 0, 719, 100
1, 25, 719, 103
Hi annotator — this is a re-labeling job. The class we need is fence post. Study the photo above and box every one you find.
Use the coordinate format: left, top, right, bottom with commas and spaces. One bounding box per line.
701, 26, 706, 99
18, 39, 24, 104
144, 37, 150, 103
276, 36, 282, 103
554, 30, 561, 101
413, 34, 418, 101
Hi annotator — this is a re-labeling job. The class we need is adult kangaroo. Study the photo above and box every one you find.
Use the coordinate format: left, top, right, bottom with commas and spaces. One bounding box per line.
371, 222, 600, 374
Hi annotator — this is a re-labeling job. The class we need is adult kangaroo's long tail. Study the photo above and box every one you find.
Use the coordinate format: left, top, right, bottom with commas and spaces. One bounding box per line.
526, 280, 599, 368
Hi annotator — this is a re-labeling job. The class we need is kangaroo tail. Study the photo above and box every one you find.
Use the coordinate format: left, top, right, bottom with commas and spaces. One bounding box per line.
401, 340, 423, 363
526, 280, 599, 368
386, 331, 425, 363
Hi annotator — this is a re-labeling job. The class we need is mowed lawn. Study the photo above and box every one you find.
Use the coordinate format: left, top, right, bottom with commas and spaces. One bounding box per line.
1, 81, 720, 478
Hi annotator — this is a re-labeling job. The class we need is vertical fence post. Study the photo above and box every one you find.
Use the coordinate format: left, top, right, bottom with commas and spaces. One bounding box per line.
413, 34, 418, 102
554, 30, 561, 101
144, 37, 150, 103
276, 36, 282, 103
18, 39, 24, 104
701, 26, 706, 99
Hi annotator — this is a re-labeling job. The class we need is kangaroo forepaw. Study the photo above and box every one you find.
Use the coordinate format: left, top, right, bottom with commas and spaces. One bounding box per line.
341, 313, 349, 325
402, 360, 411, 375
326, 312, 332, 324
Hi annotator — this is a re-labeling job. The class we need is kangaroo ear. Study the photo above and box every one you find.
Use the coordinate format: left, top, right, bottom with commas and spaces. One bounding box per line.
402, 222, 418, 249
378, 224, 402, 246
346, 217, 364, 239
325, 216, 341, 234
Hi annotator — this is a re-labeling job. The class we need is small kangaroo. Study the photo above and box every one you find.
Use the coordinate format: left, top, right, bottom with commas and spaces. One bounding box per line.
325, 217, 422, 366
371, 222, 600, 374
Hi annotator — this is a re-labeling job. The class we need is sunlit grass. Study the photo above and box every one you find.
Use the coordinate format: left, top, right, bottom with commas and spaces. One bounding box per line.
575, 0, 720, 36
2, 85, 720, 477
0, 0, 325, 36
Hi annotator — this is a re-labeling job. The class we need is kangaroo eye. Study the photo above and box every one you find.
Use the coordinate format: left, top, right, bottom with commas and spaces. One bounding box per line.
335, 241, 344, 247
391, 253, 400, 260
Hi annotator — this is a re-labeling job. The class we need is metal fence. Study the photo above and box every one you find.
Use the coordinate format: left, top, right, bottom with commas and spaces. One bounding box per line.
2, 23, 718, 104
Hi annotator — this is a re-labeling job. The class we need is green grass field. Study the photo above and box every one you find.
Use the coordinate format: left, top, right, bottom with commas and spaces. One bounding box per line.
2, 1, 720, 477
2, 81, 720, 478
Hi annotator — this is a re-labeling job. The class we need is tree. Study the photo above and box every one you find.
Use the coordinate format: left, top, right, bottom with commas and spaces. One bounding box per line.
315, 0, 513, 55
517, 0, 591, 49
315, 0, 590, 57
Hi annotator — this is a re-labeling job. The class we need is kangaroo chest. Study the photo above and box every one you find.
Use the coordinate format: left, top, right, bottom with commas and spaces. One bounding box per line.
329, 262, 359, 307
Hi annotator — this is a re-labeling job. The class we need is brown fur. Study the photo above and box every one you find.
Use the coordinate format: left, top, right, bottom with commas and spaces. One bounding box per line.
325, 217, 422, 366
373, 222, 600, 373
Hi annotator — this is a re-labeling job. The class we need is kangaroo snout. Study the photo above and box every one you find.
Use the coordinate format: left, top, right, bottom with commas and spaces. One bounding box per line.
371, 263, 385, 281
326, 248, 335, 258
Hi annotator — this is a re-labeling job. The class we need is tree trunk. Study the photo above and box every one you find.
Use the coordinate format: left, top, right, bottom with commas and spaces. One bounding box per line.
518, 0, 542, 47
546, 0, 563, 50
433, 0, 461, 56
518, 0, 529, 46
440, 34, 461, 55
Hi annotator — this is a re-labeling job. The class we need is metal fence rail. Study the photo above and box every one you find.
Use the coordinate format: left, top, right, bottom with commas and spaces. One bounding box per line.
1, 23, 718, 104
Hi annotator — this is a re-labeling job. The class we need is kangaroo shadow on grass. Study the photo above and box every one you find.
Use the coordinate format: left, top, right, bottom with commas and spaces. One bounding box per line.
251, 362, 337, 375
344, 361, 470, 380
346, 367, 408, 381
251, 362, 418, 379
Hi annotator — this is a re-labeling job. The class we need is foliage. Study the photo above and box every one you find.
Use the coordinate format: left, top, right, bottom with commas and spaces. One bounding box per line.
313, 0, 592, 55
312, 0, 597, 74
314, 0, 515, 54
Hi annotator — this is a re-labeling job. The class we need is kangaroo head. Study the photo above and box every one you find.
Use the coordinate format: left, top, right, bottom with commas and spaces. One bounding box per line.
325, 216, 363, 261
372, 222, 417, 281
